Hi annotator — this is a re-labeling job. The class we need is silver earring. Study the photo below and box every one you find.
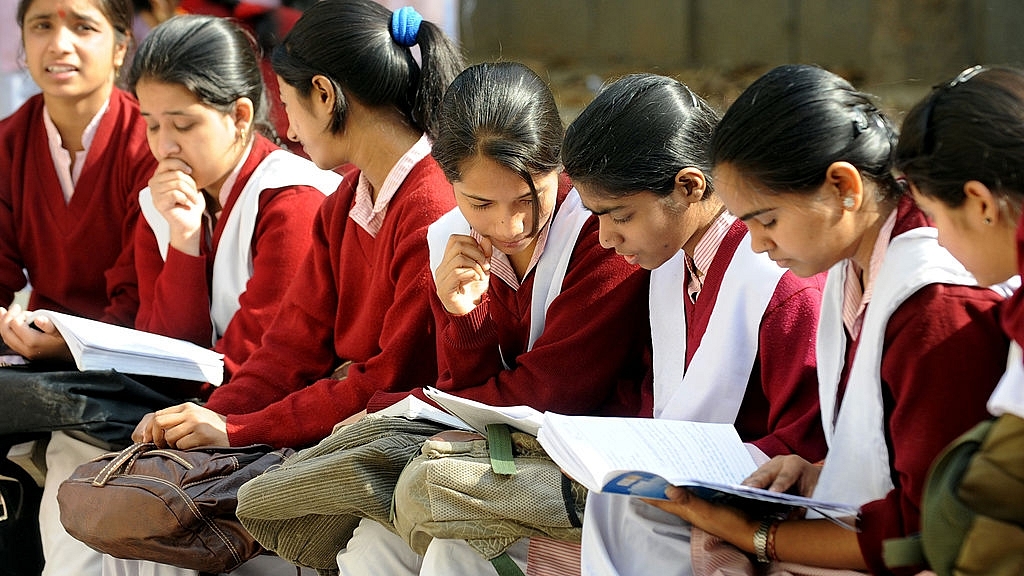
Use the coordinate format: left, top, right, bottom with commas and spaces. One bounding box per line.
985, 216, 993, 225
842, 197, 855, 209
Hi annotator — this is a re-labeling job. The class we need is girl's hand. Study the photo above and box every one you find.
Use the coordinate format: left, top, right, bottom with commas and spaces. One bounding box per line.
133, 402, 229, 449
646, 487, 760, 553
741, 454, 822, 497
434, 234, 492, 316
0, 305, 73, 362
148, 157, 204, 256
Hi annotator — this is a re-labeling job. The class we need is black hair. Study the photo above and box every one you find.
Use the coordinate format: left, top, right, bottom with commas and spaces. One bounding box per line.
127, 15, 274, 141
896, 66, 1024, 213
562, 73, 719, 199
271, 0, 464, 139
712, 64, 901, 198
432, 61, 563, 237
18, 0, 133, 62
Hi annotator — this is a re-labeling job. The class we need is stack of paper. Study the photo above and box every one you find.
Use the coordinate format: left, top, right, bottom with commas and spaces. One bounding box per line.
423, 387, 544, 435
28, 310, 224, 386
537, 412, 859, 525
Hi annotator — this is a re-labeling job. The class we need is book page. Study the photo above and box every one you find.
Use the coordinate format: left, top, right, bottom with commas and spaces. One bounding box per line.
539, 413, 755, 490
374, 395, 474, 431
424, 387, 544, 435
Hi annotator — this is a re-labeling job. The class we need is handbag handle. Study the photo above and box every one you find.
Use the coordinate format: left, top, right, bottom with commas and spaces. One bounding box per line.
92, 443, 155, 487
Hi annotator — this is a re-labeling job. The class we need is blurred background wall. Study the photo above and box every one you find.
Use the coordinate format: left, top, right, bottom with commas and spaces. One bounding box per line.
456, 0, 1024, 120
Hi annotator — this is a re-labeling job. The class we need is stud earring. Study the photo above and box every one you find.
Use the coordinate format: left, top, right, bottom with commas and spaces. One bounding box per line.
985, 216, 993, 225
842, 197, 855, 209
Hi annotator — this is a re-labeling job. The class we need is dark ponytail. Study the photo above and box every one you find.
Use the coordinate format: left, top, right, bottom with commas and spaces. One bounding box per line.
712, 64, 901, 198
271, 0, 464, 139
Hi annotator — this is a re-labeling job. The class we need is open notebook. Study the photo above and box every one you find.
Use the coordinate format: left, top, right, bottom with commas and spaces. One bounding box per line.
26, 310, 224, 385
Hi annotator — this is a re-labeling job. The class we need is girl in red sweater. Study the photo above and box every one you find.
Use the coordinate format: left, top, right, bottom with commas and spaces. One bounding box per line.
352, 62, 650, 576
649, 65, 1010, 575
0, 0, 152, 573
0, 0, 154, 327
133, 0, 463, 452
3, 15, 336, 378
561, 72, 827, 576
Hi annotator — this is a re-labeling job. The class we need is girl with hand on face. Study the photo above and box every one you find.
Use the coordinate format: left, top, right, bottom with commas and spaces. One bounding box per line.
561, 73, 828, 576
0, 0, 155, 345
356, 61, 651, 576
132, 0, 462, 454
4, 15, 337, 378
648, 64, 1011, 576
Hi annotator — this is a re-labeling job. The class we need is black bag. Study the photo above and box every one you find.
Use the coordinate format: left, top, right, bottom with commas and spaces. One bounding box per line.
0, 443, 44, 576
0, 366, 200, 449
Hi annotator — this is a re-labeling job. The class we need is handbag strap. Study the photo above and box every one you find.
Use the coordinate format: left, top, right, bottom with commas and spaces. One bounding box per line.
489, 550, 526, 576
486, 424, 517, 476
92, 443, 152, 486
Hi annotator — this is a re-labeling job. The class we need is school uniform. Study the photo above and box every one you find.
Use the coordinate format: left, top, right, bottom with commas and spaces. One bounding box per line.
345, 180, 649, 576
367, 176, 650, 417
0, 89, 156, 321
100, 137, 339, 576
990, 215, 1024, 420
811, 198, 1009, 574
201, 136, 455, 450
580, 214, 827, 576
127, 135, 337, 377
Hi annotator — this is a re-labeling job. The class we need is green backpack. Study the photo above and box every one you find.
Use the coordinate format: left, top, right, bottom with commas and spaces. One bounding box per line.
884, 413, 1024, 575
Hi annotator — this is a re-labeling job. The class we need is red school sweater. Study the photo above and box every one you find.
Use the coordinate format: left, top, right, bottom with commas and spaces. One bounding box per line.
0, 89, 156, 321
203, 157, 456, 448
125, 135, 327, 377
681, 219, 828, 461
368, 179, 651, 418
839, 200, 1009, 574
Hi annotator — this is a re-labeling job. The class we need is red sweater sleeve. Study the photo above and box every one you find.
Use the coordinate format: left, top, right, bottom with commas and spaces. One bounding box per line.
749, 271, 828, 461
204, 163, 453, 448
426, 216, 650, 416
856, 283, 1007, 574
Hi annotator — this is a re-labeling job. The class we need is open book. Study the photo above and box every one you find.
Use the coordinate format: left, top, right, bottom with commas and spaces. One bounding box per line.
537, 412, 859, 527
26, 310, 224, 385
423, 387, 544, 436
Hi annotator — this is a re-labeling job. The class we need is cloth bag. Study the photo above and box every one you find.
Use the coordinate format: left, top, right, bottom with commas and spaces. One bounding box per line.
235, 415, 449, 575
0, 366, 201, 449
56, 442, 292, 573
392, 428, 587, 575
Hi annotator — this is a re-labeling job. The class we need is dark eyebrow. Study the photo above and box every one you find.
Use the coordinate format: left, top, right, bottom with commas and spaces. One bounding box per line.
736, 207, 773, 222
579, 200, 621, 217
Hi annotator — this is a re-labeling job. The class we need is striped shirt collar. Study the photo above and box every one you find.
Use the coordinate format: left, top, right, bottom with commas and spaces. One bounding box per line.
686, 210, 737, 301
350, 134, 432, 236
842, 208, 899, 339
43, 98, 109, 203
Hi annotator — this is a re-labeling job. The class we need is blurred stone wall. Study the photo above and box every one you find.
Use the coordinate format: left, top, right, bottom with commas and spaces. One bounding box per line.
457, 0, 1024, 118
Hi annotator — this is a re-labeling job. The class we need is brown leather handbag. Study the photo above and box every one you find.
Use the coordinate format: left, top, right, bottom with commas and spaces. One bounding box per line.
56, 442, 293, 573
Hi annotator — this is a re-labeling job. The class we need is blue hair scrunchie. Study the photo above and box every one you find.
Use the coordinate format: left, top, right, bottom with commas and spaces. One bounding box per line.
390, 6, 422, 48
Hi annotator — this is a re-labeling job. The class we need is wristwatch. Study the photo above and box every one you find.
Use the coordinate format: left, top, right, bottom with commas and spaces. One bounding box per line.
753, 518, 773, 563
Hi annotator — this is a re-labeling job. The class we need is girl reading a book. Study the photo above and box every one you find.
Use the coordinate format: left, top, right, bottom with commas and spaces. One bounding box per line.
896, 66, 1024, 421
0, 0, 154, 327
342, 61, 651, 576
4, 15, 337, 377
559, 72, 828, 576
0, 0, 153, 572
646, 64, 1011, 575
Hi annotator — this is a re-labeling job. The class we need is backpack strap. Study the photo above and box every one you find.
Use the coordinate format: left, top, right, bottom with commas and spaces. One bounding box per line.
487, 424, 517, 476
883, 533, 925, 568
489, 550, 527, 576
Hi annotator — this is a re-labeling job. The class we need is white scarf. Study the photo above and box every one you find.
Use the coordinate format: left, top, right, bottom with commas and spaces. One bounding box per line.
653, 231, 785, 422
989, 343, 1024, 419
812, 227, 981, 509
427, 188, 591, 361
140, 149, 341, 343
